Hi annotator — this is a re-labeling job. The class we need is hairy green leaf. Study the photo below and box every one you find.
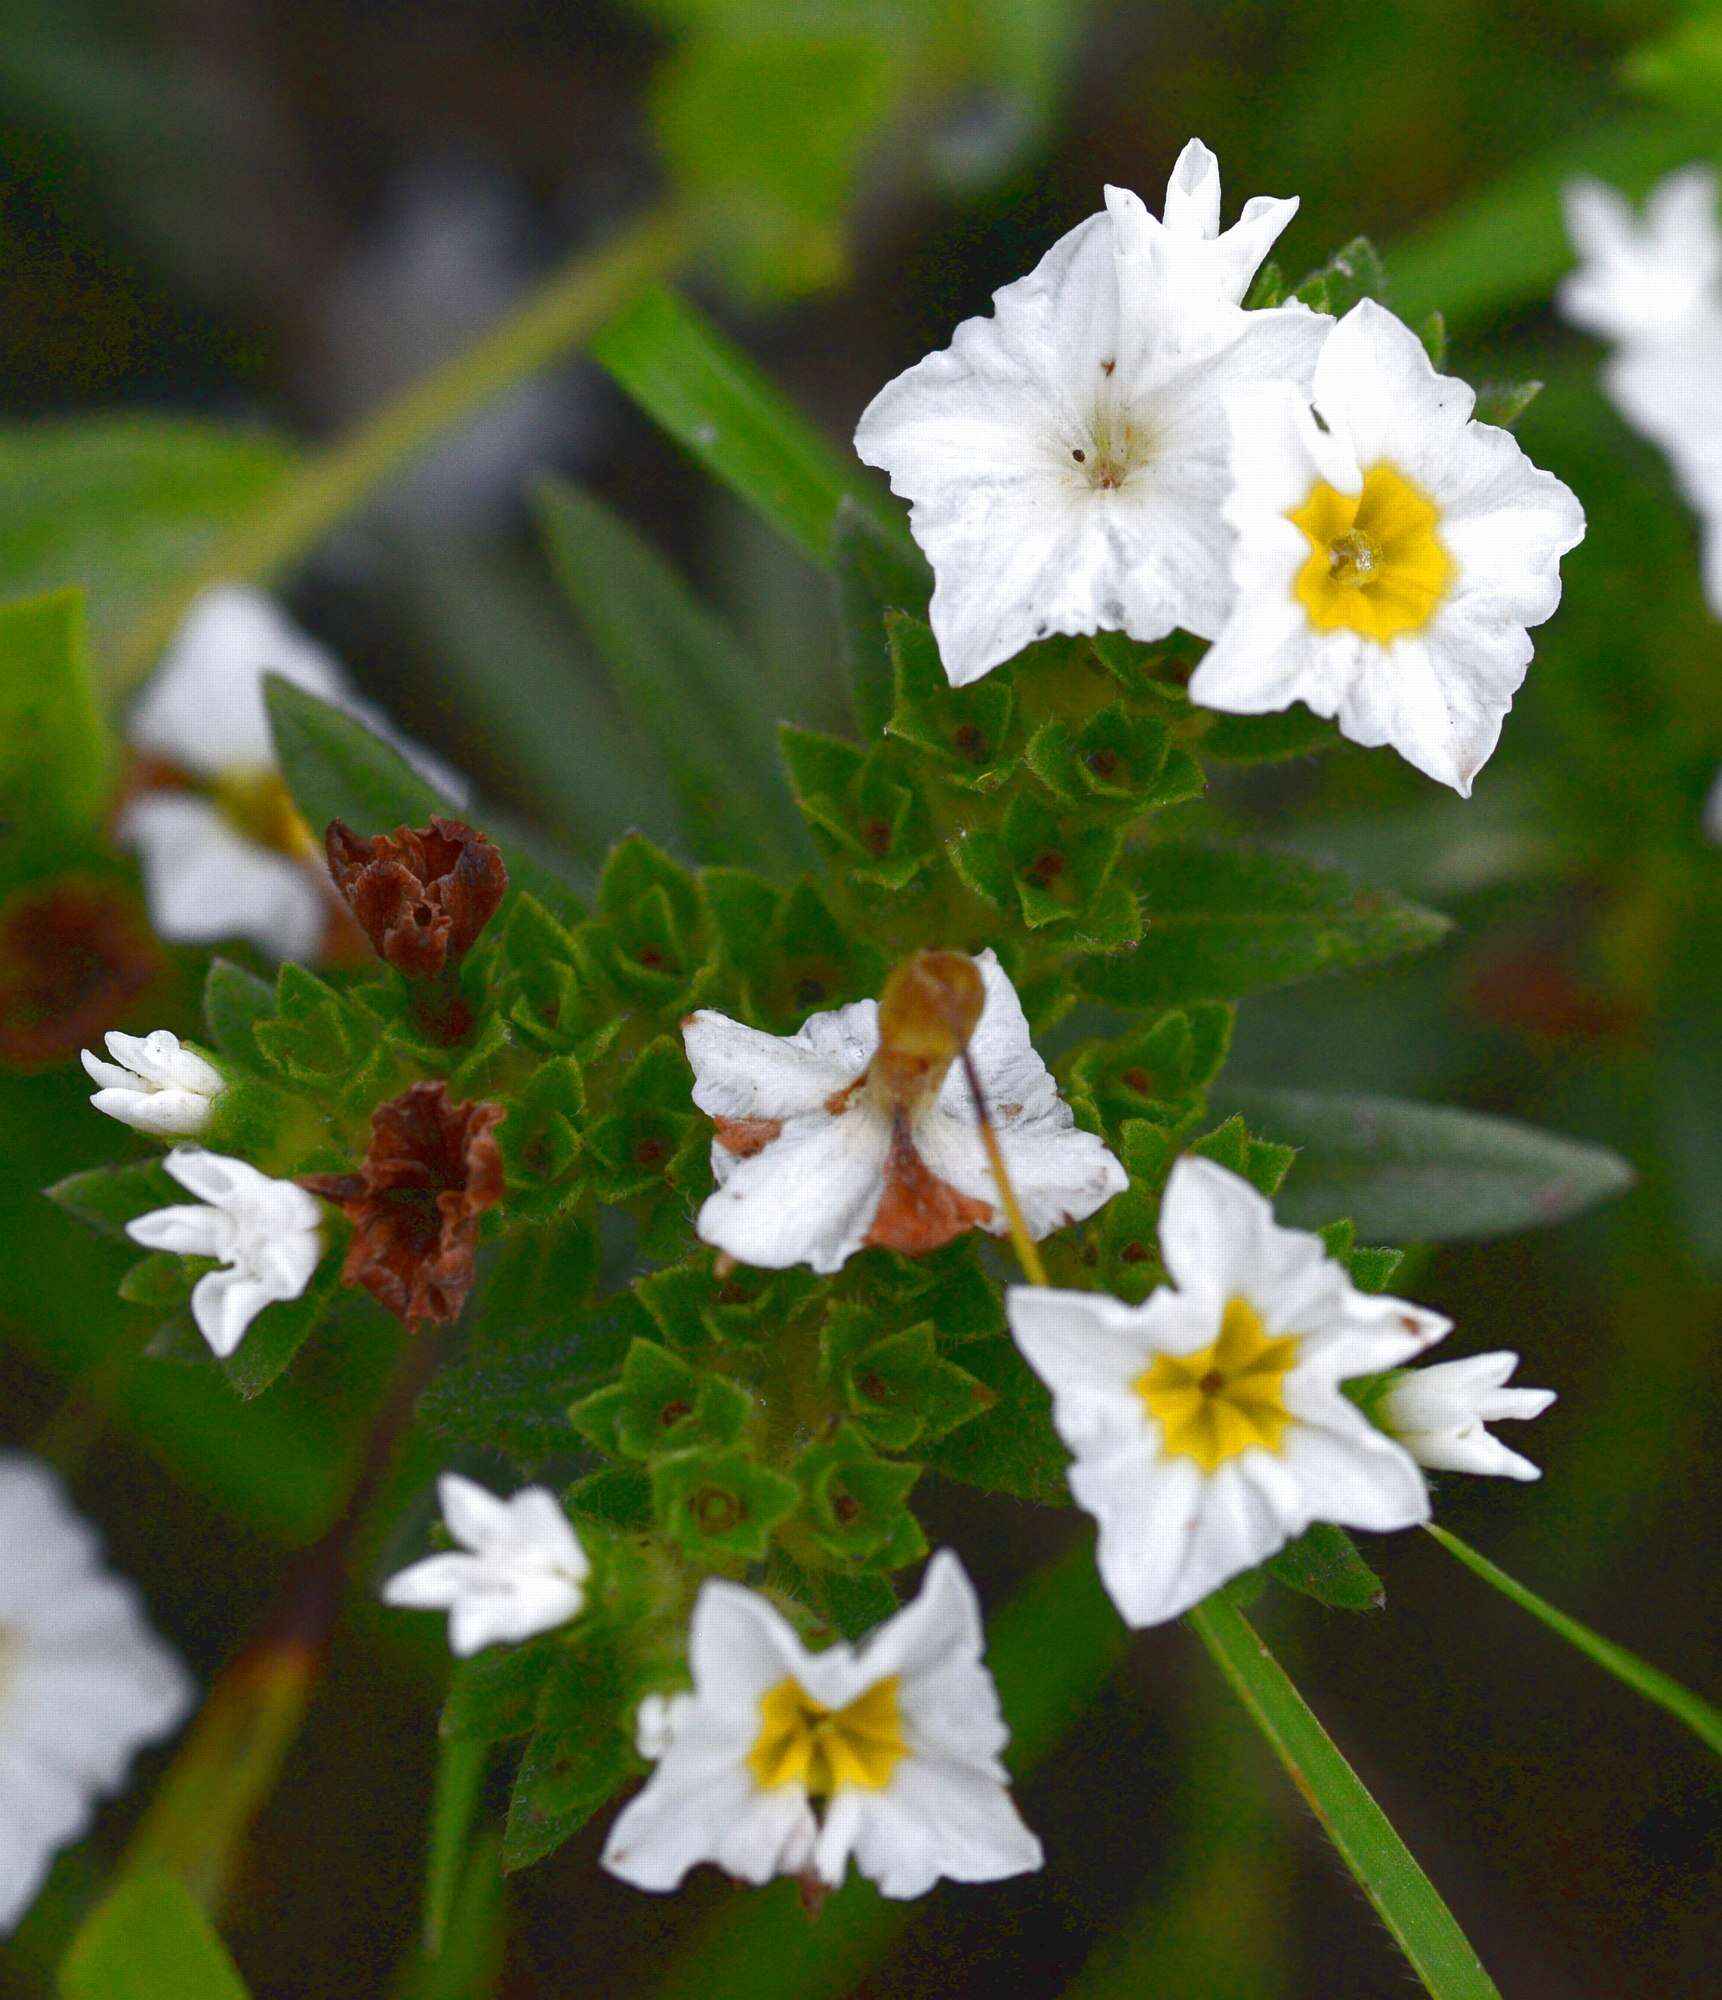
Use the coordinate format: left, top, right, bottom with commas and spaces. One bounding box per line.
60, 1868, 251, 1999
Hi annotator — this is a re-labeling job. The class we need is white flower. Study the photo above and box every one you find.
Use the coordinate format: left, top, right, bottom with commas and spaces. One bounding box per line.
118, 587, 468, 961
125, 1147, 323, 1358
1007, 1155, 1447, 1628
382, 1475, 589, 1657
683, 950, 1125, 1275
1190, 300, 1585, 794
601, 1550, 1040, 1899
0, 1454, 193, 1933
854, 140, 1327, 686
79, 1029, 225, 1137
1379, 1352, 1554, 1482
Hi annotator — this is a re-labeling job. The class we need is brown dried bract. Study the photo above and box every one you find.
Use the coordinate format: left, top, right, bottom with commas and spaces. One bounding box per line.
324, 817, 507, 982
0, 877, 162, 1070
301, 1082, 505, 1326
864, 1122, 992, 1256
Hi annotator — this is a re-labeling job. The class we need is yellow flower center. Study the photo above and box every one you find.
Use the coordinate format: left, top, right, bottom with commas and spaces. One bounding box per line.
748, 1675, 907, 1796
1289, 461, 1452, 641
211, 765, 320, 861
1137, 1296, 1300, 1472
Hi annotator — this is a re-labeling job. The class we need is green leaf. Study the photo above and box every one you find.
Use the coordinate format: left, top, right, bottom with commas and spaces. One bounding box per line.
60, 1867, 252, 1999
792, 1425, 925, 1566
833, 500, 931, 739
0, 589, 112, 864
651, 1444, 800, 1561
591, 287, 911, 569
0, 414, 293, 678
1078, 842, 1451, 1010
653, 32, 894, 299
201, 958, 278, 1062
1212, 1085, 1635, 1241
1472, 380, 1543, 429
219, 1258, 344, 1401
919, 1335, 1069, 1504
443, 1640, 560, 1746
570, 1337, 752, 1461
1425, 1525, 1722, 1760
535, 479, 804, 868
46, 1159, 179, 1239
1293, 235, 1389, 315
423, 1737, 489, 1957
1198, 704, 1344, 764
1268, 1524, 1384, 1612
503, 1632, 636, 1871
1187, 1594, 1501, 2000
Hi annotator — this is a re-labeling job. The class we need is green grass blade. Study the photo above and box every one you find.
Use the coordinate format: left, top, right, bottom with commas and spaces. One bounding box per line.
1186, 1594, 1499, 2000
1425, 1524, 1722, 1758
591, 286, 911, 570
423, 1738, 490, 1957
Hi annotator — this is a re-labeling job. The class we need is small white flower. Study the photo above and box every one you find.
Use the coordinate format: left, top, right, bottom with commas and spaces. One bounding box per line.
0, 1454, 193, 1933
125, 1147, 323, 1358
1379, 1352, 1555, 1482
854, 140, 1327, 686
601, 1550, 1040, 1899
119, 587, 468, 961
382, 1475, 589, 1657
1008, 1155, 1447, 1628
1190, 300, 1585, 793
79, 1029, 225, 1137
683, 950, 1125, 1275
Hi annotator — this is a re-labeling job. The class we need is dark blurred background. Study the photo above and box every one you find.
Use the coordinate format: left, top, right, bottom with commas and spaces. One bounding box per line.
1, 1, 1719, 1994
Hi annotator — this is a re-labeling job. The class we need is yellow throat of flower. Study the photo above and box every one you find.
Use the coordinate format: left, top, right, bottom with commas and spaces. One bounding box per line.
748, 1675, 907, 1796
1138, 1295, 1300, 1472
1289, 461, 1452, 641
211, 765, 320, 861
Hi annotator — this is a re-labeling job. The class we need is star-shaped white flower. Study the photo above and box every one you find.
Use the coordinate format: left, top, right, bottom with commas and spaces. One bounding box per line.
1007, 1155, 1448, 1628
1189, 300, 1586, 793
683, 950, 1125, 1275
125, 1147, 323, 1358
1379, 1351, 1554, 1482
119, 587, 467, 961
1559, 168, 1722, 619
0, 1454, 193, 1933
382, 1475, 589, 1657
854, 140, 1327, 686
601, 1550, 1040, 1900
79, 1029, 225, 1138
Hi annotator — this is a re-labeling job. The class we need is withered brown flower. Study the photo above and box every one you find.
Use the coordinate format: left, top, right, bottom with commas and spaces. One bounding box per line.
301, 1082, 505, 1326
324, 818, 507, 1035
0, 877, 163, 1070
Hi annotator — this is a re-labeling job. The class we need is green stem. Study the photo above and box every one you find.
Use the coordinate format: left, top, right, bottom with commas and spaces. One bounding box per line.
114, 199, 697, 691
1186, 1594, 1500, 2000
1424, 1523, 1722, 1759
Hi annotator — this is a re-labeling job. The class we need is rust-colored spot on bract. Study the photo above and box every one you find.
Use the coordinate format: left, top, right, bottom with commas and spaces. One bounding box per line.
692, 1487, 742, 1535
300, 1081, 505, 1326
660, 1399, 692, 1429
859, 819, 892, 858
324, 816, 507, 987
832, 1493, 860, 1525
0, 877, 161, 1070
1025, 850, 1066, 888
1086, 748, 1120, 781
824, 1076, 866, 1118
864, 1123, 992, 1256
712, 1115, 783, 1158
1120, 1240, 1149, 1265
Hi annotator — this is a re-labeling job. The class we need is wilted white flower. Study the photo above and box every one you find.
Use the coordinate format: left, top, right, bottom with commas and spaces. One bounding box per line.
125, 1147, 323, 1358
683, 950, 1124, 1275
1379, 1352, 1554, 1482
1190, 300, 1585, 793
602, 1550, 1040, 1899
119, 587, 467, 961
854, 140, 1326, 686
79, 1029, 224, 1138
382, 1475, 589, 1657
0, 1455, 193, 1933
1008, 1155, 1447, 1628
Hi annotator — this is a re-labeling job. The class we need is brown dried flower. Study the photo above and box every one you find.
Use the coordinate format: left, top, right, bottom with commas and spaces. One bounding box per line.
0, 877, 162, 1070
324, 818, 507, 1029
301, 1082, 506, 1326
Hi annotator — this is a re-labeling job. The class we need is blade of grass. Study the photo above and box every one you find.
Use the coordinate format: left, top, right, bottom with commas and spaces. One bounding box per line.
1424, 1524, 1722, 1758
1186, 1594, 1499, 2000
591, 286, 912, 571
423, 1738, 490, 1957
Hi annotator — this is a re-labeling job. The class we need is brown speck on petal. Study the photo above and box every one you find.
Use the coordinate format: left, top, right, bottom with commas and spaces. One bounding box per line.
712, 1115, 783, 1158
300, 1081, 505, 1326
325, 816, 507, 992
0, 877, 161, 1070
864, 1122, 992, 1255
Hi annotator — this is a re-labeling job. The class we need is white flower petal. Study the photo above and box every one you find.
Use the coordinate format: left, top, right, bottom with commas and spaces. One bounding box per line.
125, 1203, 235, 1261
683, 1005, 870, 1122
384, 1480, 588, 1654
118, 792, 328, 962
696, 1102, 893, 1275
1381, 1351, 1554, 1481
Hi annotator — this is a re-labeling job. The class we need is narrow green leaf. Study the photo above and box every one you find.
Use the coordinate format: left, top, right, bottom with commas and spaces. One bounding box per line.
1187, 1593, 1500, 2000
1213, 1085, 1635, 1241
1268, 1523, 1385, 1612
1472, 380, 1543, 429
0, 588, 112, 862
591, 287, 912, 568
1425, 1525, 1722, 1759
424, 1737, 490, 1957
535, 478, 804, 867
1078, 842, 1451, 1011
60, 1868, 251, 2000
